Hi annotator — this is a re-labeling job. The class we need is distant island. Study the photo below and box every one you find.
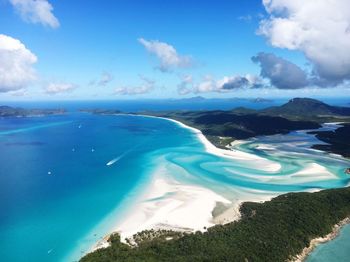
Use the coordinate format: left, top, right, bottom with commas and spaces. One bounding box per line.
0, 105, 66, 117
83, 98, 350, 156
168, 96, 274, 103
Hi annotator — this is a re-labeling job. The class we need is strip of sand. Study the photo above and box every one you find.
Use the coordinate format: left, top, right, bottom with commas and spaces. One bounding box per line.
90, 114, 342, 254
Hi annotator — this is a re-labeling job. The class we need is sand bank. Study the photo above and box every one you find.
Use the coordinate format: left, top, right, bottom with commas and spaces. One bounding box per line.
91, 114, 341, 253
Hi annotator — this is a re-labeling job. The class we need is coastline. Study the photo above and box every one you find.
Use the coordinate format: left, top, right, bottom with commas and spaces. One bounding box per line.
135, 114, 282, 172
87, 113, 347, 258
89, 114, 279, 253
291, 217, 350, 262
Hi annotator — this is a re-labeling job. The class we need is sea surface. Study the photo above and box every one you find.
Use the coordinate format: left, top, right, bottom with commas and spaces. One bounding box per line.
306, 224, 350, 262
0, 99, 350, 261
2, 97, 349, 112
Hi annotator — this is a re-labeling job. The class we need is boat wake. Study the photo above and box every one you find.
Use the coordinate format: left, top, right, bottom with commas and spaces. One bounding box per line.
106, 143, 143, 166
106, 156, 122, 166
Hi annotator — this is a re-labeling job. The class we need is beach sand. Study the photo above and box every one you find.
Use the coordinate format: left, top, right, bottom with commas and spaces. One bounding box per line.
91, 114, 338, 252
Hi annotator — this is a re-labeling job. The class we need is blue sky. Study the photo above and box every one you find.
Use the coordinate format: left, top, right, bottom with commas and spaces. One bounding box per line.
1, 0, 349, 100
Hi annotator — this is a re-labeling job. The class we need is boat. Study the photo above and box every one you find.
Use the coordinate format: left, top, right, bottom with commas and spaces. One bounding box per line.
106, 158, 118, 166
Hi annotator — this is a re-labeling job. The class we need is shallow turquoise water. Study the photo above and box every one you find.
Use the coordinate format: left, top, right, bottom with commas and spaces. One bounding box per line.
0, 113, 201, 261
306, 224, 350, 262
0, 114, 349, 261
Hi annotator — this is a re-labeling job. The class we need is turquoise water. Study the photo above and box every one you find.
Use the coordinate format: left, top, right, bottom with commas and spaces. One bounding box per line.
0, 113, 349, 261
0, 113, 201, 261
306, 224, 350, 262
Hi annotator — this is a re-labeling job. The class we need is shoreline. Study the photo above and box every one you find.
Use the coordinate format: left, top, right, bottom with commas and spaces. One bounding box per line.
291, 217, 350, 262
134, 114, 282, 172
90, 171, 235, 253
87, 113, 347, 258
88, 114, 279, 253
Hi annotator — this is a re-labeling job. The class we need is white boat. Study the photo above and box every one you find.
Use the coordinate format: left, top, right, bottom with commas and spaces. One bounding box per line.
106, 157, 120, 166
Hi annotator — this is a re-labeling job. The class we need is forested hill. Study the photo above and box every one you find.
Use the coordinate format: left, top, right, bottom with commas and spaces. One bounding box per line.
310, 123, 350, 158
260, 98, 350, 118
81, 97, 350, 150
136, 98, 350, 148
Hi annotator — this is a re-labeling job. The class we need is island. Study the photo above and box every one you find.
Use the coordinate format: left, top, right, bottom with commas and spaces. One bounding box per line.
309, 123, 350, 158
80, 97, 350, 261
81, 98, 350, 150
0, 105, 66, 117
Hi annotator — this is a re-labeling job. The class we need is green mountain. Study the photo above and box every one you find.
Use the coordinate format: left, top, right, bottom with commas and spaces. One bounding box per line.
262, 98, 350, 117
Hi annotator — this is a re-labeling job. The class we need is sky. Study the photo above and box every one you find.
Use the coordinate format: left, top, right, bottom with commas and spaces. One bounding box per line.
0, 0, 350, 100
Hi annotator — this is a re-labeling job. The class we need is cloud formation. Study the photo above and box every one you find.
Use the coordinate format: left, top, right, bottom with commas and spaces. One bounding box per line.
176, 74, 262, 95
89, 72, 114, 87
138, 38, 192, 72
219, 75, 263, 90
98, 72, 113, 86
259, 0, 350, 85
197, 75, 261, 93
0, 34, 37, 93
252, 52, 308, 89
177, 75, 193, 95
114, 75, 155, 95
45, 82, 76, 95
9, 0, 59, 28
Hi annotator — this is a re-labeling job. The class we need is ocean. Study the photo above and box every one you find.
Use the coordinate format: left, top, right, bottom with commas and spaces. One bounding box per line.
0, 99, 349, 261
306, 224, 350, 262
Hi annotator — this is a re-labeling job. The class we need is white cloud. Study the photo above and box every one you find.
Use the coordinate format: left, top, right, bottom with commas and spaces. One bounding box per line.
98, 72, 113, 86
0, 34, 37, 93
89, 72, 114, 87
138, 38, 192, 72
219, 75, 263, 90
45, 82, 76, 95
114, 75, 155, 95
9, 0, 59, 28
11, 88, 28, 97
177, 74, 193, 95
195, 76, 217, 93
259, 0, 350, 84
193, 74, 262, 93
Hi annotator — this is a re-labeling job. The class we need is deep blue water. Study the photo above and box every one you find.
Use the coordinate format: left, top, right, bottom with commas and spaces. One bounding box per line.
0, 99, 350, 261
0, 113, 201, 261
1, 98, 283, 112
1, 97, 349, 112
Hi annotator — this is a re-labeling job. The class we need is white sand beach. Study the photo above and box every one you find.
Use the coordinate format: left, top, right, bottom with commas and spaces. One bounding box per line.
115, 172, 231, 240
91, 114, 343, 252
